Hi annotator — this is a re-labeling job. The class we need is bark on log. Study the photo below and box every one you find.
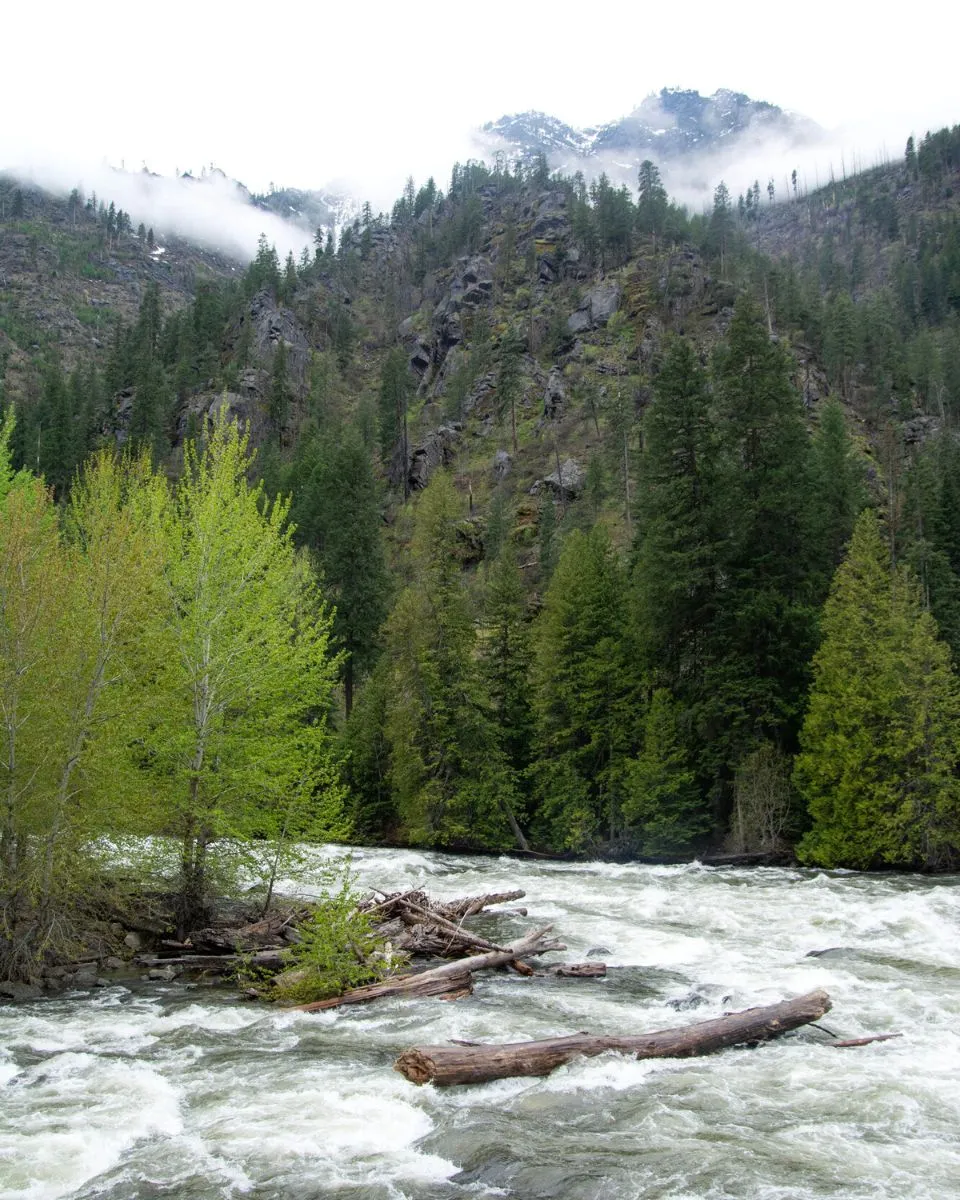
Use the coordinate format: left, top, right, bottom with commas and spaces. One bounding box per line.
394, 988, 832, 1086
291, 925, 565, 1013
548, 962, 607, 977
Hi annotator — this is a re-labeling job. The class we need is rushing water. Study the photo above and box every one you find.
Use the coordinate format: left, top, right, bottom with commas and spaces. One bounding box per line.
2, 849, 959, 1200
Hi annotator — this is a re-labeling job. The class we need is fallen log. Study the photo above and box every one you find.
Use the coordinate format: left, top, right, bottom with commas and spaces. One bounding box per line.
394, 988, 831, 1086
291, 925, 565, 1013
137, 949, 285, 971
548, 962, 607, 978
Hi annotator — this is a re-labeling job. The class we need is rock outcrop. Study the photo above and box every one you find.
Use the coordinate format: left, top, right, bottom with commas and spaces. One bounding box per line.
568, 281, 621, 333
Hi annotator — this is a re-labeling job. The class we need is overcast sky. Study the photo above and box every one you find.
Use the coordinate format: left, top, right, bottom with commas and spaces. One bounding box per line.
3, 0, 957, 207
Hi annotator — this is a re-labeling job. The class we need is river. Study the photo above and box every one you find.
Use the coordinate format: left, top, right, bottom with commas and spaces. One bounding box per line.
2, 848, 959, 1199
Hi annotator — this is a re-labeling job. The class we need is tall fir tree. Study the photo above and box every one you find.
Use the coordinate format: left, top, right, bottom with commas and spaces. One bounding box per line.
796, 509, 960, 869
377, 472, 523, 849
290, 428, 390, 715
530, 526, 635, 850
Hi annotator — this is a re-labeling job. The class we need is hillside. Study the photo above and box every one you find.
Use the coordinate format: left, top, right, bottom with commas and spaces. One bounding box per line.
3, 119, 960, 867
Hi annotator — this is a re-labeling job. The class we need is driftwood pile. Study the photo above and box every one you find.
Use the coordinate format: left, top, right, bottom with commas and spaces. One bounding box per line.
134, 905, 309, 974
359, 888, 528, 958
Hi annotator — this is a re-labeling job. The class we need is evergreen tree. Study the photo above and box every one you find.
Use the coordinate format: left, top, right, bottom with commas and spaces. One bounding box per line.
269, 338, 290, 436
636, 160, 669, 247
703, 299, 817, 784
808, 398, 868, 593
481, 547, 534, 825
633, 337, 716, 699
796, 510, 960, 869
379, 347, 412, 496
377, 473, 522, 849
530, 527, 635, 850
291, 428, 390, 715
623, 689, 708, 854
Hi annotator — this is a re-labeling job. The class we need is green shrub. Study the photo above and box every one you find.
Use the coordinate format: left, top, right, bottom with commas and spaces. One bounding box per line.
271, 868, 403, 1004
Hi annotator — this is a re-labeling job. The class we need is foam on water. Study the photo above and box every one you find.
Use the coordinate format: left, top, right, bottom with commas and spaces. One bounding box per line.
2, 852, 959, 1199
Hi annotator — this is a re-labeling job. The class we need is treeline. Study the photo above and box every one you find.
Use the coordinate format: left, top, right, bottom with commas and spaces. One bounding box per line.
0, 410, 344, 981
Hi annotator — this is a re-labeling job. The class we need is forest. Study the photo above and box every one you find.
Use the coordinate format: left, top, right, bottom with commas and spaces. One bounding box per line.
3, 125, 960, 979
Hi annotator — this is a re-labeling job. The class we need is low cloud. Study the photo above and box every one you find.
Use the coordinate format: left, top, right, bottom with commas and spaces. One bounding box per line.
2, 149, 317, 264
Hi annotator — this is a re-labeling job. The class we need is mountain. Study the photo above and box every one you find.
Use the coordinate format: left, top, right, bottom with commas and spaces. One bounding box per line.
252, 184, 358, 237
478, 88, 822, 175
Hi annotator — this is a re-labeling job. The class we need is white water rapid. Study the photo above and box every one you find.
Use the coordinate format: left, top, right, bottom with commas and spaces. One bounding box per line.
2, 849, 959, 1199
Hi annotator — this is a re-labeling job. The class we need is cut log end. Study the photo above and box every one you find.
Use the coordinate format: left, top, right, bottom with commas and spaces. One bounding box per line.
395, 1049, 436, 1085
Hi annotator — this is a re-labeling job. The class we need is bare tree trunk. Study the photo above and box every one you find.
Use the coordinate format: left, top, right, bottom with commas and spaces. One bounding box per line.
395, 989, 832, 1086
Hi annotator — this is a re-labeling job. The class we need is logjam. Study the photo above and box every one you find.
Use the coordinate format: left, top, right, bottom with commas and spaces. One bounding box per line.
291, 925, 565, 1012
363, 889, 527, 959
394, 988, 832, 1086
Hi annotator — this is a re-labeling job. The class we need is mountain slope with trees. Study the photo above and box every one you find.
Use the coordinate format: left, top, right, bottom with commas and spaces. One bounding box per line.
3, 119, 960, 885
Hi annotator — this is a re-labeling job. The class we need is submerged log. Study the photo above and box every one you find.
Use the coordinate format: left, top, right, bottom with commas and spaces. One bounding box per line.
548, 962, 607, 977
292, 925, 565, 1013
395, 988, 832, 1086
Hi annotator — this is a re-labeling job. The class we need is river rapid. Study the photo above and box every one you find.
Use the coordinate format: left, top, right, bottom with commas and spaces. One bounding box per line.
1, 849, 959, 1200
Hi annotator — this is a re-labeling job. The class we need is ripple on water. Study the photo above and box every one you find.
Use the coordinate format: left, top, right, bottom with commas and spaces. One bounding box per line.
2, 855, 959, 1200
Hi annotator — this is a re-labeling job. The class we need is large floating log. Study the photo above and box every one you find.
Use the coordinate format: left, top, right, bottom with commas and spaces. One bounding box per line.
292, 925, 565, 1013
394, 988, 832, 1086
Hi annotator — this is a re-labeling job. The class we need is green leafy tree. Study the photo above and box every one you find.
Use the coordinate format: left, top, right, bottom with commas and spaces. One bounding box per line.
795, 510, 960, 869
1, 423, 165, 978
144, 414, 342, 934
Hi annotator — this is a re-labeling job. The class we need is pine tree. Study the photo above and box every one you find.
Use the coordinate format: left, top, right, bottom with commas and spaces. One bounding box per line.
633, 337, 716, 698
636, 160, 668, 247
269, 338, 290, 436
796, 510, 960, 869
481, 547, 534, 822
808, 398, 867, 593
379, 347, 412, 495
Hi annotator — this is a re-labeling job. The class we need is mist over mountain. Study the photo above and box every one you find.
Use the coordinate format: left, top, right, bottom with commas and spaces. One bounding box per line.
477, 88, 828, 206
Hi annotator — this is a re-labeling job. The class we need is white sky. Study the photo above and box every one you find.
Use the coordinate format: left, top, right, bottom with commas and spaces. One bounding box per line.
2, 0, 958, 227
